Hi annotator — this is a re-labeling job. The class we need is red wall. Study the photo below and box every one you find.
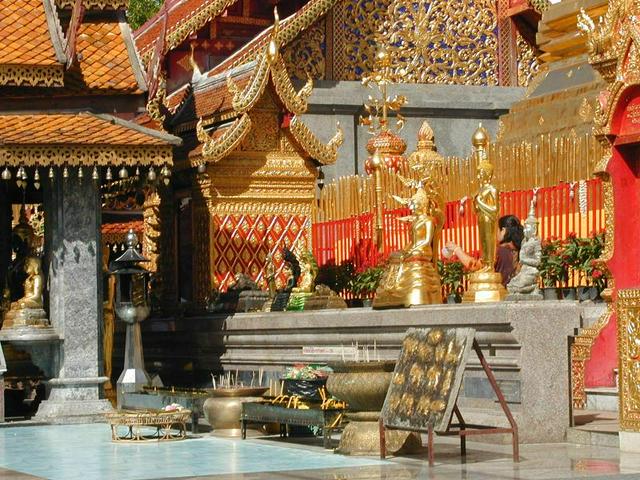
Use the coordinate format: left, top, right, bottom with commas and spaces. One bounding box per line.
585, 87, 640, 387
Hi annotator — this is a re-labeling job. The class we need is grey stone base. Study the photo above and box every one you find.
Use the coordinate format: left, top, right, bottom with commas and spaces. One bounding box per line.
0, 326, 59, 342
34, 398, 113, 424
34, 375, 113, 423
505, 292, 543, 301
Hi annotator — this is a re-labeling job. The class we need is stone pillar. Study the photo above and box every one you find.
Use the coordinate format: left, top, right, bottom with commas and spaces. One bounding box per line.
35, 172, 112, 422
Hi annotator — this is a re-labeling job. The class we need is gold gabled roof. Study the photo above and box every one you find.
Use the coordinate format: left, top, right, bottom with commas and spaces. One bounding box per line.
181, 12, 342, 169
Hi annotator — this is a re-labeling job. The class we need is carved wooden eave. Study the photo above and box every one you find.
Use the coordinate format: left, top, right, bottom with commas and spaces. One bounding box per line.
194, 114, 252, 164
288, 116, 343, 166
0, 112, 180, 168
227, 53, 272, 115
271, 56, 313, 116
55, 0, 128, 8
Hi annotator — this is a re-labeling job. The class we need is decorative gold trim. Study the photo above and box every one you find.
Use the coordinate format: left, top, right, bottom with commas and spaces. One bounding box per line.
146, 75, 167, 124
228, 54, 271, 115
617, 288, 640, 431
0, 145, 173, 167
56, 0, 127, 8
165, 0, 237, 55
196, 114, 252, 163
288, 116, 343, 165
571, 303, 614, 409
0, 64, 64, 87
229, 0, 337, 69
271, 57, 312, 115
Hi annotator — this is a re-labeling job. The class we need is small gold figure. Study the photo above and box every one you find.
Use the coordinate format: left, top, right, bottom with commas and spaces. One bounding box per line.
463, 125, 507, 303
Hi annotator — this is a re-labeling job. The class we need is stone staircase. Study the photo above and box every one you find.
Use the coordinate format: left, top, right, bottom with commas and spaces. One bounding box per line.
567, 410, 619, 447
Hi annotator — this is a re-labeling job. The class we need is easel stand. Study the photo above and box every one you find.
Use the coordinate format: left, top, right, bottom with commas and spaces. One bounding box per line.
379, 339, 519, 466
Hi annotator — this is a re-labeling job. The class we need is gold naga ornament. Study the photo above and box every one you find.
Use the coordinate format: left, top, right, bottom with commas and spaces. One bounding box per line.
462, 125, 506, 303
373, 122, 444, 308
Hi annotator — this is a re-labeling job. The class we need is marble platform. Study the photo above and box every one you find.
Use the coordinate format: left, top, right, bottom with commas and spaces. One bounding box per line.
129, 301, 582, 444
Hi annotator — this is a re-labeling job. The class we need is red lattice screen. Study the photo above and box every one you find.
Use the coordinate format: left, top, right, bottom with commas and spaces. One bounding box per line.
211, 213, 310, 291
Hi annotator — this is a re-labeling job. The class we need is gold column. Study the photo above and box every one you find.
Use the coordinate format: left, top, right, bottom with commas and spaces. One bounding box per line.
617, 289, 640, 431
372, 150, 385, 253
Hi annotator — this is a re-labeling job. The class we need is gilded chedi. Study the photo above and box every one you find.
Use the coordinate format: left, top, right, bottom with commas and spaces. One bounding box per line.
373, 122, 444, 308
462, 125, 506, 303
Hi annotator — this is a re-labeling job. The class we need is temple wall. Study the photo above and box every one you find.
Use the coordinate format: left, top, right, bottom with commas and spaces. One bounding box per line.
300, 81, 524, 181
123, 301, 582, 443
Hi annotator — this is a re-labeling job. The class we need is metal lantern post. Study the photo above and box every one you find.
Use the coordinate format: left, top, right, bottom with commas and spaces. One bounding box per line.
110, 230, 152, 408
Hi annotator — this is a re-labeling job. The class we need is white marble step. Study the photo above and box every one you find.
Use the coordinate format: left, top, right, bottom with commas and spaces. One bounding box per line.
585, 387, 618, 412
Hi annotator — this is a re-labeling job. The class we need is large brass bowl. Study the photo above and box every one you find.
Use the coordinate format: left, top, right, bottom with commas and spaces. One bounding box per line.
203, 387, 269, 437
326, 361, 421, 456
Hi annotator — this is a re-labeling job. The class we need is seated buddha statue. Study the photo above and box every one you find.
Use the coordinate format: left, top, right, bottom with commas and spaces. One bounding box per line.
373, 182, 442, 308
507, 203, 543, 299
3, 256, 48, 329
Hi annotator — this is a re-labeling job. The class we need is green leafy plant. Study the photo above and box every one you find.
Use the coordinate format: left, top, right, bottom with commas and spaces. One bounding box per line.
437, 259, 465, 295
350, 266, 385, 298
539, 237, 566, 287
127, 0, 164, 30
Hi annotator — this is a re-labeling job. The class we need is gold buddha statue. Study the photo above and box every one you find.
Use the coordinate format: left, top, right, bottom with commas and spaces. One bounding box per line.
462, 125, 507, 303
373, 123, 444, 308
2, 207, 49, 330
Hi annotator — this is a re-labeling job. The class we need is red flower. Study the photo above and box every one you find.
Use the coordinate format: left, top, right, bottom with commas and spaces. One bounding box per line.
592, 270, 603, 279
567, 232, 577, 240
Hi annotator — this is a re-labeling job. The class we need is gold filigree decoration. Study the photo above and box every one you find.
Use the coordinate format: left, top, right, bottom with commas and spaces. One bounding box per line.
146, 75, 167, 124
55, 0, 127, 8
0, 64, 64, 87
370, 0, 498, 85
196, 114, 252, 163
0, 145, 172, 167
282, 20, 326, 80
571, 303, 614, 409
578, 97, 595, 122
211, 201, 313, 217
288, 116, 343, 165
517, 34, 540, 88
227, 54, 272, 115
239, 113, 279, 152
271, 57, 313, 115
617, 289, 640, 430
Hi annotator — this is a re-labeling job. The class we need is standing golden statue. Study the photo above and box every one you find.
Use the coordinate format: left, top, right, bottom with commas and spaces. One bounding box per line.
462, 125, 507, 303
373, 122, 444, 308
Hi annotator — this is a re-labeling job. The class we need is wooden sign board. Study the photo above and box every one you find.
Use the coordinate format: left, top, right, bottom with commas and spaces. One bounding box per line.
381, 327, 476, 433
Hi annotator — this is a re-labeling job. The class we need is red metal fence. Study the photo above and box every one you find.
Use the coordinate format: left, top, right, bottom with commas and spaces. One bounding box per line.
312, 178, 605, 272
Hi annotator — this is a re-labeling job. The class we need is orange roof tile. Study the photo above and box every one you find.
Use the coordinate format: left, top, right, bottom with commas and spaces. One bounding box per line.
66, 21, 142, 92
0, 0, 63, 66
0, 113, 177, 146
102, 220, 144, 234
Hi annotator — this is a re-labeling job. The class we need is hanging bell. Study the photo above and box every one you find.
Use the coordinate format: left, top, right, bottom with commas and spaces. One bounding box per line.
1, 167, 11, 181
160, 165, 170, 177
106, 167, 113, 181
135, 167, 141, 176
34, 168, 41, 190
119, 166, 129, 179
92, 166, 99, 181
49, 167, 55, 179
63, 166, 69, 179
78, 167, 84, 179
197, 163, 206, 174
163, 176, 170, 186
147, 167, 156, 181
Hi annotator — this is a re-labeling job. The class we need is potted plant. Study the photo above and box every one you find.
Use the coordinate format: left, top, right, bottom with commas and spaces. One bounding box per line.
539, 237, 564, 300
349, 266, 385, 307
559, 233, 579, 300
437, 259, 465, 303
